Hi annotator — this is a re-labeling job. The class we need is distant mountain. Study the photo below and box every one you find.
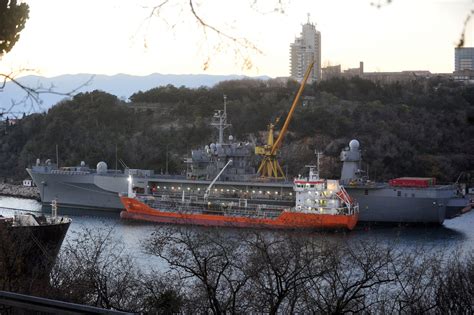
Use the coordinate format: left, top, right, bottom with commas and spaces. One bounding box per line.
0, 73, 271, 117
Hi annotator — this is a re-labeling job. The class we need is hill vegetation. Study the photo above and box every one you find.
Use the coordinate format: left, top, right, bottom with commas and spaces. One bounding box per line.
1, 76, 473, 182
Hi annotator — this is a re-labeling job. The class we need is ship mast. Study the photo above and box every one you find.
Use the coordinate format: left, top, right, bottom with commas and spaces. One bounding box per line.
306, 151, 322, 181
316, 150, 322, 180
210, 95, 231, 144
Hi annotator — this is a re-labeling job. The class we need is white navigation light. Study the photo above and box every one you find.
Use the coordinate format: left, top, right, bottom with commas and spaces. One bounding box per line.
127, 175, 135, 198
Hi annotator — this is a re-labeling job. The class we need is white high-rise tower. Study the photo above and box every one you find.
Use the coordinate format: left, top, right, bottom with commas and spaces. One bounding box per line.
290, 14, 321, 83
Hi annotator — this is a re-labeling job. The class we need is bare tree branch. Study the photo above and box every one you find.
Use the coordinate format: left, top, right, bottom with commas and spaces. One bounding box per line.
0, 72, 95, 116
457, 10, 474, 48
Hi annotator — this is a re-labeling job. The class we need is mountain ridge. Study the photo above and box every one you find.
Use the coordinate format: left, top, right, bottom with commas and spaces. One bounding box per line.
0, 73, 271, 116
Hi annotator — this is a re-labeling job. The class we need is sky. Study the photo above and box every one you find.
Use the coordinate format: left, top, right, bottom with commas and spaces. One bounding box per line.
1, 0, 473, 78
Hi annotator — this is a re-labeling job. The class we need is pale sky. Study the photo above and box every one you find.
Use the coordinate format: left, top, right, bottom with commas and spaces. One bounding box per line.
1, 0, 473, 78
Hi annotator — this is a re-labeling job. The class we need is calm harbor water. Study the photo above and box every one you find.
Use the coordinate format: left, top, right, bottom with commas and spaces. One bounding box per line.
1, 195, 473, 265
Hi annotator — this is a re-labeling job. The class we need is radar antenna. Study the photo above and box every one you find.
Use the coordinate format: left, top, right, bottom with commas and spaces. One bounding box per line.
210, 95, 231, 144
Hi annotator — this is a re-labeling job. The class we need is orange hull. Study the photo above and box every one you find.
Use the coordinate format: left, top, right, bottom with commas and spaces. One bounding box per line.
120, 197, 358, 230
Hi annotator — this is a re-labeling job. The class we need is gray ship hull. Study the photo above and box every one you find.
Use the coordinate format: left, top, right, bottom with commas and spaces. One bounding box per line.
27, 168, 463, 223
26, 168, 126, 211
346, 186, 447, 224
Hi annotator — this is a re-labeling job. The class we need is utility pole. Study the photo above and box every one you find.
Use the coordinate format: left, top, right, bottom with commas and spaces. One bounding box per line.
56, 144, 59, 168
166, 144, 169, 175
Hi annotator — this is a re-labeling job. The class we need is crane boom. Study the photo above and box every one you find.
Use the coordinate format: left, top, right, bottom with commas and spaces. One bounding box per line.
255, 61, 315, 179
271, 61, 314, 155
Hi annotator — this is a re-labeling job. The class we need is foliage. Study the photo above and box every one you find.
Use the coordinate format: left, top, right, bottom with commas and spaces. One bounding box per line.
1, 76, 473, 182
4, 226, 474, 313
0, 0, 29, 56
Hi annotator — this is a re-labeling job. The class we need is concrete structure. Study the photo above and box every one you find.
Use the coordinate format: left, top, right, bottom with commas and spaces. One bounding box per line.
344, 62, 364, 76
453, 48, 474, 84
455, 47, 474, 71
321, 65, 341, 80
290, 15, 321, 83
321, 61, 434, 84
453, 69, 474, 84
362, 70, 432, 84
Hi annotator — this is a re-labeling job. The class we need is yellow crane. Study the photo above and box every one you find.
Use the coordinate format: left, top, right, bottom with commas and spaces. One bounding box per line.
255, 61, 315, 179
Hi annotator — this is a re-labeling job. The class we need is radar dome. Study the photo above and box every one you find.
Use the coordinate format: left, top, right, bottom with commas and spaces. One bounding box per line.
229, 135, 234, 141
97, 161, 108, 174
80, 161, 86, 167
349, 139, 360, 150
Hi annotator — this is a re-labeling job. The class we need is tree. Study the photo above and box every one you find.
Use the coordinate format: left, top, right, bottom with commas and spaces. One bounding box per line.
0, 0, 29, 56
0, 1, 91, 115
144, 227, 251, 314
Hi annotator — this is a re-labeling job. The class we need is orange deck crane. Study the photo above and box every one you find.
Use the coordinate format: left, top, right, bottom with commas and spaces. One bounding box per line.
255, 61, 315, 179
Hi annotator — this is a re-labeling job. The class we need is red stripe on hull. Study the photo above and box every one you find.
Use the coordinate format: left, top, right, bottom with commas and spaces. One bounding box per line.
120, 197, 358, 230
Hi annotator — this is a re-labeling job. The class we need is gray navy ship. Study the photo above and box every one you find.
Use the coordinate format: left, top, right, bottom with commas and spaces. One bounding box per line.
26, 102, 472, 224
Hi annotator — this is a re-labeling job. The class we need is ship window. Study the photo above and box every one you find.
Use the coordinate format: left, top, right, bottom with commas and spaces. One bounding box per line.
364, 189, 368, 195
397, 191, 401, 197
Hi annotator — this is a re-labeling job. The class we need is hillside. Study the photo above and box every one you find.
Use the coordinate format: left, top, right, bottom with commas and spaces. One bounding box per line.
1, 76, 473, 183
0, 73, 269, 116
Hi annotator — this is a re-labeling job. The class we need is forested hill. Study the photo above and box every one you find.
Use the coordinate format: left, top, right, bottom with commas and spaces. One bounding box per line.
1, 76, 473, 183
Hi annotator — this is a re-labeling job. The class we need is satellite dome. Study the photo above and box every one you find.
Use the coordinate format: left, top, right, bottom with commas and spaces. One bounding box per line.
349, 139, 360, 150
97, 161, 108, 174
229, 135, 234, 141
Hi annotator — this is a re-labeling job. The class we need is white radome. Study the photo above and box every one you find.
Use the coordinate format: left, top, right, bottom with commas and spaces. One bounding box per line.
349, 139, 360, 150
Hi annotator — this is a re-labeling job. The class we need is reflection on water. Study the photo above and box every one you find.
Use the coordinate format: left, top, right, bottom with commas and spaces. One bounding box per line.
1, 196, 473, 267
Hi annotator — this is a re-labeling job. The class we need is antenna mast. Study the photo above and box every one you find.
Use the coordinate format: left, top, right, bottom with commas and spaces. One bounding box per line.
210, 95, 231, 144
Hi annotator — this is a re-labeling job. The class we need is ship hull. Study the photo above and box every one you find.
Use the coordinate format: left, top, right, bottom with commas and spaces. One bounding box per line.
0, 217, 71, 289
27, 168, 126, 212
27, 169, 467, 224
346, 188, 447, 224
120, 197, 358, 230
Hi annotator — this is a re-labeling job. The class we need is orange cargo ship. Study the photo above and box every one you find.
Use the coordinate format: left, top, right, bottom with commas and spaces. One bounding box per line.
120, 166, 359, 230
